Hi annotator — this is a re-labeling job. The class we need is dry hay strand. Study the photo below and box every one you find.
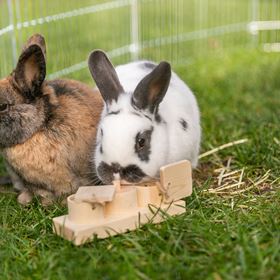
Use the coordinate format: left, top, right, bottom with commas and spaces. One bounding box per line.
202, 157, 276, 196
199, 138, 249, 160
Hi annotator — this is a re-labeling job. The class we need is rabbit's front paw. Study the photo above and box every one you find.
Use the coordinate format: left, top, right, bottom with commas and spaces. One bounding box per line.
36, 189, 55, 207
17, 190, 33, 205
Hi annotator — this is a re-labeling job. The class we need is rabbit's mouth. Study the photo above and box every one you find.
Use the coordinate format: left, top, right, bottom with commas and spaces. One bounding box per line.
97, 161, 147, 185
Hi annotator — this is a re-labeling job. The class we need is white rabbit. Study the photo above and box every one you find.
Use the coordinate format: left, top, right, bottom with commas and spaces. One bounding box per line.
88, 50, 200, 184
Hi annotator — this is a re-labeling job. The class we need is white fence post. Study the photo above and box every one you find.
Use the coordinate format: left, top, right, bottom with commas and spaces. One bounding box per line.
130, 0, 140, 61
251, 0, 259, 46
7, 0, 17, 67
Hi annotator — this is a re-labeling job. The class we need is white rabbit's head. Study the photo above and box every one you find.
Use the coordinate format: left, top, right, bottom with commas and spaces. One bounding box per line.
88, 50, 171, 184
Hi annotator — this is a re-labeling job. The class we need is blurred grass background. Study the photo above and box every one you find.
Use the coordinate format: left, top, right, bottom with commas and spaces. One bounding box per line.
0, 0, 280, 279
0, 0, 279, 79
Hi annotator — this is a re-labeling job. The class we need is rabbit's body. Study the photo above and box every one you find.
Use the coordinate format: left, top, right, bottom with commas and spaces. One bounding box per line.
3, 80, 102, 195
88, 51, 200, 184
0, 35, 103, 204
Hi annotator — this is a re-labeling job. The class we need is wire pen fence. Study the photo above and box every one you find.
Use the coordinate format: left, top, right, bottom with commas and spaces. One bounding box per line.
0, 0, 279, 80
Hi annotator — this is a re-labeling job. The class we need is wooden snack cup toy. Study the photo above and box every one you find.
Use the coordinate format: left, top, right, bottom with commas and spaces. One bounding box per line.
53, 160, 192, 245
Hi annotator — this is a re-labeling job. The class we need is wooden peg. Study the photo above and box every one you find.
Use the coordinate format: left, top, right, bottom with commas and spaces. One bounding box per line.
113, 180, 121, 192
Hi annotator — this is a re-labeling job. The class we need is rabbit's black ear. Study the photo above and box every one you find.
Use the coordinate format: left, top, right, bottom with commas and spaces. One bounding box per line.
132, 61, 171, 114
88, 50, 124, 104
14, 44, 46, 97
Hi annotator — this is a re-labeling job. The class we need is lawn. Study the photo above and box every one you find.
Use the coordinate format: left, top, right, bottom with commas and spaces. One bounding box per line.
1, 0, 280, 279
0, 48, 279, 280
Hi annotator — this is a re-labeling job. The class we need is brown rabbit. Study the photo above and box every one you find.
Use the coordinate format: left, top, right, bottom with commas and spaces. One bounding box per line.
0, 34, 103, 205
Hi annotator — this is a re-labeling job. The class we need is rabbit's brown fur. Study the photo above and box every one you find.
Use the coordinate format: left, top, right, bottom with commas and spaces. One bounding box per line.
0, 34, 103, 205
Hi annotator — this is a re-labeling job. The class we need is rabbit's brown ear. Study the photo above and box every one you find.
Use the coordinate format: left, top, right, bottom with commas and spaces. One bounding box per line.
22, 34, 46, 60
88, 50, 124, 105
14, 44, 46, 97
132, 61, 171, 114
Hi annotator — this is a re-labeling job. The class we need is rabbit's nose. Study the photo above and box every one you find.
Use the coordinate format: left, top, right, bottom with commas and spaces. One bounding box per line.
111, 162, 121, 174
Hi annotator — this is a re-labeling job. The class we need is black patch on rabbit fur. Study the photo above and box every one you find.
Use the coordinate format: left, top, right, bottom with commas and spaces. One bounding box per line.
97, 161, 146, 184
179, 118, 188, 131
107, 110, 121, 116
121, 164, 146, 182
155, 108, 164, 123
134, 127, 153, 162
132, 111, 152, 122
47, 81, 76, 96
142, 61, 156, 70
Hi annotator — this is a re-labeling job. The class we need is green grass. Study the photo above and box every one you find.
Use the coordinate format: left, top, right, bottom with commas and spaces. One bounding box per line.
0, 49, 280, 280
1, 0, 280, 279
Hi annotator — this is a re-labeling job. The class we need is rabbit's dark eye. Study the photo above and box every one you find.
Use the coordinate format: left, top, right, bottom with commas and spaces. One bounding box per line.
135, 128, 153, 161
137, 138, 146, 149
0, 104, 8, 112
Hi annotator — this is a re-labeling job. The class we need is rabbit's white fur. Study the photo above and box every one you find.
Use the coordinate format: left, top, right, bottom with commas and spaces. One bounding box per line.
92, 59, 200, 183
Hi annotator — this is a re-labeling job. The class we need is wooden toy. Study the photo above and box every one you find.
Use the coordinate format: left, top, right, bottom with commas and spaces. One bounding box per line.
53, 160, 192, 245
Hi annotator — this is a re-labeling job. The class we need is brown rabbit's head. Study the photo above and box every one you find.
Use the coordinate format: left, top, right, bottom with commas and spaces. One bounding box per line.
0, 34, 51, 148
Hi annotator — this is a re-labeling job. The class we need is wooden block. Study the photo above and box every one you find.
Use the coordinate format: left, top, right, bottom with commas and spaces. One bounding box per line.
105, 186, 138, 216
53, 200, 186, 245
74, 185, 116, 204
68, 195, 105, 224
160, 160, 192, 203
136, 185, 162, 207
